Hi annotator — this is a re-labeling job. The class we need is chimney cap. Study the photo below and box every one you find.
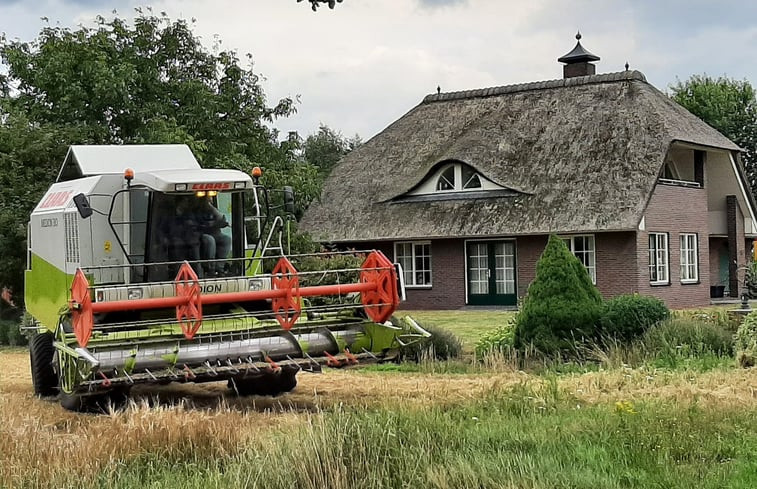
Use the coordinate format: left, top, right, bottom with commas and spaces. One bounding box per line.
558, 31, 600, 64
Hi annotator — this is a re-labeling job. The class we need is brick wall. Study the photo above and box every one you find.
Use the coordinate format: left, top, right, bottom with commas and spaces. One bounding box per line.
515, 235, 547, 297
360, 239, 466, 310
362, 233, 642, 310
595, 232, 638, 298
637, 183, 711, 308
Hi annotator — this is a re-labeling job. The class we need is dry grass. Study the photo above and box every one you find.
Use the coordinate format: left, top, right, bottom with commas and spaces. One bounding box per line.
1, 347, 756, 488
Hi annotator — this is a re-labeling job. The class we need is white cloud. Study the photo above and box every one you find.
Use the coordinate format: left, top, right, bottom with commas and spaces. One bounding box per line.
1, 0, 756, 140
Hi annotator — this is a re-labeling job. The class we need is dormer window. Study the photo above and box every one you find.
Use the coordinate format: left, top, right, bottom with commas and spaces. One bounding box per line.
395, 159, 520, 203
434, 162, 485, 193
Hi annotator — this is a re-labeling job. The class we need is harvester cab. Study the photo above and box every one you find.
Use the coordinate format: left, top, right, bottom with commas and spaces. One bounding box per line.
25, 145, 429, 411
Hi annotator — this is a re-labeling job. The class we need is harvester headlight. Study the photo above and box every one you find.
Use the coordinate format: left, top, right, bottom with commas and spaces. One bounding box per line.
248, 279, 264, 291
95, 289, 104, 302
196, 191, 206, 197
234, 181, 246, 189
127, 288, 144, 300
207, 190, 218, 197
175, 183, 188, 191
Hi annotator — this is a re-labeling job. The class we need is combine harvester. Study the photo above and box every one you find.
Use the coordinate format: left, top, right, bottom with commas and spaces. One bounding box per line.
25, 145, 428, 411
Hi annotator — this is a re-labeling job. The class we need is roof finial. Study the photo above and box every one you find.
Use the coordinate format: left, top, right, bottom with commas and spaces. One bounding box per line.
625, 61, 629, 71
437, 85, 441, 94
576, 30, 581, 40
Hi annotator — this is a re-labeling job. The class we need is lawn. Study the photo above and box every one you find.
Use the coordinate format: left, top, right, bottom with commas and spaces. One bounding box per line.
399, 309, 515, 351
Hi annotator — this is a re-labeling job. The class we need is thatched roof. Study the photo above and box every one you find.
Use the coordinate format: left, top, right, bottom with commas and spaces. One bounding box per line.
301, 70, 739, 242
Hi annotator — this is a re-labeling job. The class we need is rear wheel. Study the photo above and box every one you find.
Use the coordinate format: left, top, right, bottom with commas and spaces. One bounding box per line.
29, 331, 58, 397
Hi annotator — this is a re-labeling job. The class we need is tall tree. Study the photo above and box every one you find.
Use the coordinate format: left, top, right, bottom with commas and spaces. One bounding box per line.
0, 11, 319, 302
302, 124, 360, 181
670, 75, 757, 194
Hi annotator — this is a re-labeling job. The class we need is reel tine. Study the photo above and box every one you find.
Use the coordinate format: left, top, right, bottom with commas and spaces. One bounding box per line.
225, 359, 239, 374
286, 355, 302, 371
144, 368, 158, 381
203, 360, 218, 376
361, 348, 378, 360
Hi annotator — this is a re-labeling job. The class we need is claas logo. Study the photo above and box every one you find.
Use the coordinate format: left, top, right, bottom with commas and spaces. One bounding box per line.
191, 183, 231, 190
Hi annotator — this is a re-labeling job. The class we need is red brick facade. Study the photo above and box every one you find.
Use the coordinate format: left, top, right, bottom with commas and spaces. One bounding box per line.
353, 184, 751, 310
635, 183, 711, 308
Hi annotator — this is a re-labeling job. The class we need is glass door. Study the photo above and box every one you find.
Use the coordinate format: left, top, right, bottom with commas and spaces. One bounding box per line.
466, 240, 516, 306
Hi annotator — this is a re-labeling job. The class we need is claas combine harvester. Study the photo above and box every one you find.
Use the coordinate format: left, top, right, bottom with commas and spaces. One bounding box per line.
24, 145, 428, 411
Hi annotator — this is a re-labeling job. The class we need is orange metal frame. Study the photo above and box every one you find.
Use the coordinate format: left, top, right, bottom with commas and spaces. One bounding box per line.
68, 251, 400, 347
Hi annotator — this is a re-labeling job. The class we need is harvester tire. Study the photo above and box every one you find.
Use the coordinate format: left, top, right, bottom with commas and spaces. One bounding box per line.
29, 331, 58, 397
276, 369, 298, 394
59, 392, 88, 412
60, 391, 118, 413
230, 370, 297, 397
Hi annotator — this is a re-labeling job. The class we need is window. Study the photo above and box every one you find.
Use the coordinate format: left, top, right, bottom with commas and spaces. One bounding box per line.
394, 242, 432, 287
562, 235, 596, 284
436, 166, 455, 191
649, 233, 669, 284
434, 163, 483, 192
680, 233, 698, 283
461, 165, 482, 190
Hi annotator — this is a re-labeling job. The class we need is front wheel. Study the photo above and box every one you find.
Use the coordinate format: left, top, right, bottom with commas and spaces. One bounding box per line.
29, 331, 58, 397
229, 369, 297, 397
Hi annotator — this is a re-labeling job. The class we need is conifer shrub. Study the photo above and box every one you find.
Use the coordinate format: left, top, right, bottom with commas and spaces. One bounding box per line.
513, 235, 602, 355
598, 294, 670, 341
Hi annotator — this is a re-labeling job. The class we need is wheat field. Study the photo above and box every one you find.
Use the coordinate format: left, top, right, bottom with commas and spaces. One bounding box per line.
1, 348, 756, 488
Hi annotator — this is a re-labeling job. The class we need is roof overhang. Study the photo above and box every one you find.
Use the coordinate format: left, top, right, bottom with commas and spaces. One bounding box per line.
132, 169, 253, 193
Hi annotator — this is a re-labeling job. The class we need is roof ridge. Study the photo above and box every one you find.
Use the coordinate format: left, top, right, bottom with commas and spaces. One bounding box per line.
423, 70, 647, 104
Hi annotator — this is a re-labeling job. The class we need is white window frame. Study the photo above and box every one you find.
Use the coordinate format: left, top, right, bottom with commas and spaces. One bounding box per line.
680, 233, 699, 284
434, 163, 483, 193
649, 232, 669, 285
394, 241, 432, 288
561, 235, 596, 284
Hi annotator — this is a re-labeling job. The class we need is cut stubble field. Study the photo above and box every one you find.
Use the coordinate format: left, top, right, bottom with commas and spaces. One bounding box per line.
3, 344, 757, 488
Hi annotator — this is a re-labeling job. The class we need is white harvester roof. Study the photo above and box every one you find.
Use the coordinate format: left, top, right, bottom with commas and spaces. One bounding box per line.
57, 144, 200, 181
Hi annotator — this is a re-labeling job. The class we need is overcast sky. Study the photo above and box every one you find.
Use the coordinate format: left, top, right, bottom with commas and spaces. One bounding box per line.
1, 0, 756, 141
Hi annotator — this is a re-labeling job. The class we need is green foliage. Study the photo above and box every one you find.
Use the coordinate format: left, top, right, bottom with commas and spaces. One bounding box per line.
643, 318, 734, 362
670, 75, 757, 194
474, 317, 515, 358
0, 319, 25, 346
514, 235, 602, 355
598, 294, 670, 341
743, 261, 757, 299
399, 323, 462, 362
671, 308, 742, 334
302, 124, 360, 181
735, 312, 757, 367
0, 11, 321, 303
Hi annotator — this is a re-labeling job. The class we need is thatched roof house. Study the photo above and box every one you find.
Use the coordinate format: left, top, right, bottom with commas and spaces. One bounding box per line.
301, 35, 756, 310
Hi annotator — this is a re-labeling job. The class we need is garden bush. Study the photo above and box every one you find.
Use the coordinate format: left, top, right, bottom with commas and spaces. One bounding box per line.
643, 317, 734, 358
475, 318, 515, 358
399, 322, 462, 362
735, 312, 757, 367
514, 235, 602, 355
598, 294, 670, 341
